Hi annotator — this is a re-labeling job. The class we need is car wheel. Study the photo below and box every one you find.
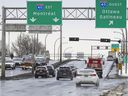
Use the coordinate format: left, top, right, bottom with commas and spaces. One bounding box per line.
56, 77, 59, 80
99, 73, 102, 78
74, 73, 77, 77
52, 74, 55, 77
76, 83, 80, 87
13, 67, 15, 70
95, 82, 99, 87
71, 77, 73, 80
45, 74, 49, 78
35, 75, 38, 78
22, 67, 25, 70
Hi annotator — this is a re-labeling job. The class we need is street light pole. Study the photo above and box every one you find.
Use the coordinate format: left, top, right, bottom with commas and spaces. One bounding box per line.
57, 42, 68, 60
54, 36, 65, 61
54, 38, 60, 60
45, 34, 49, 51
63, 47, 72, 54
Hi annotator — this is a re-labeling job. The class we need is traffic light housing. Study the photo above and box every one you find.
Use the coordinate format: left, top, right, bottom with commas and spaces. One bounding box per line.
69, 37, 79, 41
97, 46, 100, 49
10, 53, 14, 59
100, 38, 111, 42
105, 46, 108, 49
118, 40, 121, 43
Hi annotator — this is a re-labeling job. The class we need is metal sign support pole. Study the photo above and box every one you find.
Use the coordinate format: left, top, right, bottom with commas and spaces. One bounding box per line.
125, 28, 127, 74
1, 7, 6, 80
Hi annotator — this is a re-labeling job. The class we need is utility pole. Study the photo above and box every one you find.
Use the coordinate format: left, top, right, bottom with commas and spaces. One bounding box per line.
1, 7, 6, 79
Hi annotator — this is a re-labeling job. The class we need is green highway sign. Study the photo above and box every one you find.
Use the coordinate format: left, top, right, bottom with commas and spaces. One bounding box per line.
27, 1, 62, 25
96, 0, 126, 28
111, 44, 119, 52
111, 44, 119, 49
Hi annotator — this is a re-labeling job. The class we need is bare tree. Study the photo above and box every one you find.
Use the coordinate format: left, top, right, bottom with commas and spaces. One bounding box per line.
12, 34, 45, 57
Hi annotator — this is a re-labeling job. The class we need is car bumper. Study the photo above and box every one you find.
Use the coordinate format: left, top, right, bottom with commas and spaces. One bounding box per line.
76, 78, 98, 84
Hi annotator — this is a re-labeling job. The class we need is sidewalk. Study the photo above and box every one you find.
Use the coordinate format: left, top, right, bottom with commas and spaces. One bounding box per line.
122, 81, 128, 96
104, 63, 128, 96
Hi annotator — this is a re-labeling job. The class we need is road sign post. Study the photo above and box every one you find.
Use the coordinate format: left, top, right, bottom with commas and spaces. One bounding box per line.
27, 1, 62, 25
96, 0, 126, 28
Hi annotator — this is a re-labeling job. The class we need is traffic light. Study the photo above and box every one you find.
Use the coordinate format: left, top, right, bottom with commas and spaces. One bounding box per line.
105, 46, 108, 49
97, 46, 100, 49
100, 38, 111, 42
118, 40, 121, 43
69, 37, 79, 41
10, 53, 14, 59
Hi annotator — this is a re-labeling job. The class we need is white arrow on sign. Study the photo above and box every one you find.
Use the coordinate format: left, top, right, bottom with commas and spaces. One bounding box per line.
30, 17, 37, 23
109, 20, 114, 26
53, 17, 59, 22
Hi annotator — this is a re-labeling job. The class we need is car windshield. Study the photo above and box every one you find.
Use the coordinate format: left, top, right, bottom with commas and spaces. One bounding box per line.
47, 66, 52, 69
37, 67, 46, 70
13, 58, 22, 61
59, 67, 70, 70
6, 60, 13, 63
23, 57, 32, 62
36, 58, 44, 62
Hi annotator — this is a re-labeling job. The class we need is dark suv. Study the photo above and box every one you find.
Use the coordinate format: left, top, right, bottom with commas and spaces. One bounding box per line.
34, 66, 49, 78
56, 67, 73, 80
47, 65, 55, 77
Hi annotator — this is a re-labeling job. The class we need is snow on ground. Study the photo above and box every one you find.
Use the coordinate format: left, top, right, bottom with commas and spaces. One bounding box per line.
102, 61, 114, 78
0, 60, 127, 96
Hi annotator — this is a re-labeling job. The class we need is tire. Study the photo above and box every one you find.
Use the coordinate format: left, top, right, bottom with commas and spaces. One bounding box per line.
45, 74, 49, 78
99, 73, 102, 78
95, 82, 99, 87
22, 67, 25, 70
12, 67, 14, 70
52, 74, 55, 77
76, 83, 80, 87
74, 73, 77, 77
13, 67, 16, 70
71, 77, 73, 80
56, 77, 59, 80
35, 75, 38, 78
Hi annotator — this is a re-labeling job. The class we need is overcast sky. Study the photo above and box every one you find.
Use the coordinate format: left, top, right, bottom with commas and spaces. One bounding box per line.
0, 0, 127, 58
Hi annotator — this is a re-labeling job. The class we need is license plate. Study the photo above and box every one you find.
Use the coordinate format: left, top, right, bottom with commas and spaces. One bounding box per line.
63, 73, 66, 75
84, 75, 88, 77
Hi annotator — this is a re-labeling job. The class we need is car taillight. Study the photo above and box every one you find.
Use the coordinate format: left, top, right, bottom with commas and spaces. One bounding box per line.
90, 74, 96, 76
